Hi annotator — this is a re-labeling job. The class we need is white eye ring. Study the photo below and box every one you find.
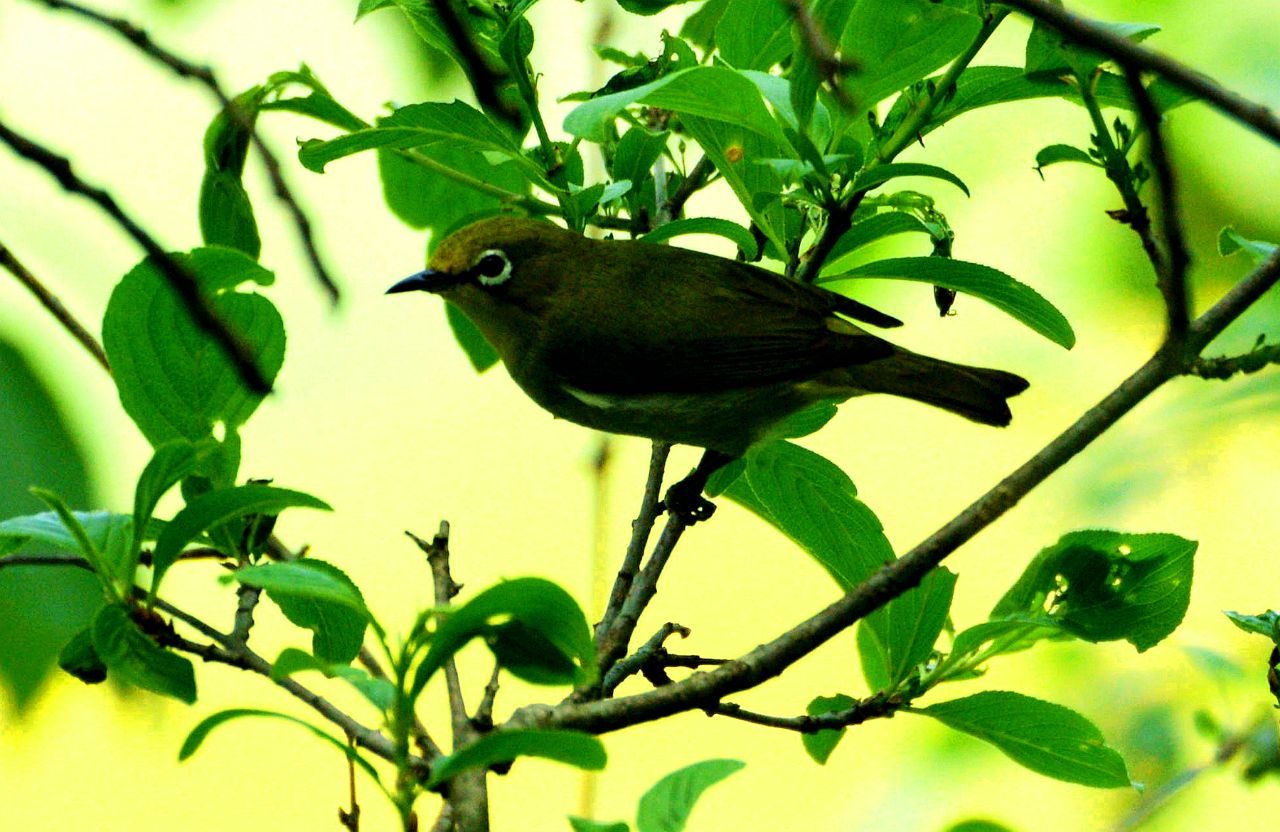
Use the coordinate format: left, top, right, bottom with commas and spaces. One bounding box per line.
474, 249, 513, 286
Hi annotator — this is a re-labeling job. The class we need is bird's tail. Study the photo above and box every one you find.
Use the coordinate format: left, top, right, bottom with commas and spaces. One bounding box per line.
838, 349, 1029, 427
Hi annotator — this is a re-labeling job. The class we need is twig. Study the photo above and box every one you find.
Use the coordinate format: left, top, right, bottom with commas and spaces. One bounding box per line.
1186, 340, 1280, 380
472, 663, 502, 730
0, 118, 270, 393
504, 246, 1280, 736
358, 646, 444, 759
711, 694, 898, 733
338, 734, 362, 832
780, 0, 857, 111
429, 0, 522, 130
0, 241, 110, 371
656, 156, 714, 227
36, 0, 341, 304
602, 622, 689, 696
430, 804, 455, 832
1121, 63, 1191, 336
1000, 0, 1280, 146
229, 584, 262, 645
796, 198, 859, 283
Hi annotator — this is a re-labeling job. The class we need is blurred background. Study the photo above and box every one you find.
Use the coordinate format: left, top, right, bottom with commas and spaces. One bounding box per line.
1, 0, 1277, 829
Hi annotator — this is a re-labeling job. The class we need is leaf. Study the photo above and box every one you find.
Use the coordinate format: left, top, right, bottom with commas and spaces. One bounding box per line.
199, 88, 264, 258
131, 439, 210, 576
178, 707, 382, 784
787, 0, 855, 130
260, 561, 369, 664
378, 144, 528, 234
822, 257, 1076, 349
151, 485, 332, 595
991, 530, 1198, 652
1224, 610, 1280, 643
855, 621, 891, 692
427, 729, 605, 787
861, 567, 957, 688
679, 0, 732, 50
638, 218, 759, 260
446, 302, 500, 373
1035, 144, 1100, 171
825, 211, 933, 265
837, 0, 982, 108
563, 66, 786, 146
25, 492, 128, 596
271, 647, 394, 710
616, 0, 702, 16
769, 400, 840, 440
636, 758, 745, 832
944, 822, 1019, 832
914, 691, 1131, 788
611, 127, 669, 204
102, 247, 285, 451
58, 626, 107, 685
91, 603, 196, 703
1218, 226, 1277, 264
716, 0, 793, 71
724, 441, 893, 590
1026, 16, 1161, 77
801, 694, 857, 764
235, 560, 370, 617
944, 617, 1066, 669
855, 163, 970, 197
411, 577, 595, 695
569, 819, 630, 832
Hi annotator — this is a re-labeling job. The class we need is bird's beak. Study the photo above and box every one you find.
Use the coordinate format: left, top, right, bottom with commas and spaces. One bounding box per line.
386, 269, 465, 295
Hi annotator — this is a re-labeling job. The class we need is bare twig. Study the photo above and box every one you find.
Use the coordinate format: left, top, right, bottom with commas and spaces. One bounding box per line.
229, 584, 262, 646
36, 0, 341, 304
472, 663, 502, 730
0, 118, 270, 393
338, 734, 363, 832
656, 156, 714, 227
796, 197, 859, 283
602, 622, 689, 696
1000, 0, 1280, 145
711, 694, 898, 733
0, 241, 111, 371
1121, 63, 1191, 335
1187, 339, 1280, 380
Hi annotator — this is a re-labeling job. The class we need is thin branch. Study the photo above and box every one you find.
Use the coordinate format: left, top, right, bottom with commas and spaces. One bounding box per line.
36, 0, 341, 304
1000, 0, 1280, 146
0, 117, 270, 393
602, 622, 689, 696
472, 663, 502, 730
1121, 63, 1191, 336
505, 247, 1280, 736
0, 240, 111, 371
429, 0, 522, 130
796, 197, 858, 283
358, 647, 444, 760
779, 0, 857, 111
229, 584, 262, 645
656, 156, 714, 227
711, 694, 898, 733
1186, 339, 1280, 380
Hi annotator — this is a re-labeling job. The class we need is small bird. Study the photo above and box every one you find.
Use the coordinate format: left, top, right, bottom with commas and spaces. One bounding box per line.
388, 216, 1028, 522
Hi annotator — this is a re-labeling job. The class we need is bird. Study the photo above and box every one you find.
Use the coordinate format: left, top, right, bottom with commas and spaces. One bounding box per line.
387, 215, 1028, 522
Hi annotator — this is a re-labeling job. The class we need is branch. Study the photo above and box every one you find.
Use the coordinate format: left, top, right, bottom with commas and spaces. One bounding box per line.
779, 0, 857, 111
36, 0, 341, 304
710, 694, 898, 733
505, 246, 1280, 736
429, 0, 523, 130
0, 118, 271, 393
229, 584, 262, 646
472, 663, 502, 730
0, 240, 111, 371
601, 622, 689, 696
1000, 0, 1280, 146
1186, 339, 1280, 380
655, 156, 714, 227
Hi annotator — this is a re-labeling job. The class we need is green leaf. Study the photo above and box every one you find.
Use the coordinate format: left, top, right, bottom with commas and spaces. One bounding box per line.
944, 617, 1065, 670
102, 247, 285, 451
1035, 144, 1100, 171
235, 559, 370, 616
638, 218, 759, 260
151, 485, 331, 595
179, 707, 382, 783
411, 577, 595, 695
563, 66, 786, 146
446, 302, 500, 373
258, 561, 369, 664
92, 603, 196, 703
58, 626, 107, 685
944, 821, 1019, 832
427, 729, 605, 787
611, 127, 669, 203
259, 66, 367, 132
716, 0, 793, 71
787, 0, 854, 130
199, 88, 264, 258
271, 647, 395, 710
801, 694, 857, 764
378, 145, 528, 234
131, 439, 210, 575
636, 758, 745, 832
855, 163, 970, 197
1218, 226, 1277, 264
679, 0, 731, 50
837, 0, 982, 108
769, 400, 840, 440
822, 257, 1076, 349
25, 492, 128, 597
616, 0, 702, 16
569, 819, 630, 832
861, 567, 957, 688
855, 620, 891, 692
991, 530, 1198, 652
1026, 16, 1160, 77
1224, 610, 1280, 643
724, 441, 892, 590
914, 691, 1130, 788
826, 211, 933, 265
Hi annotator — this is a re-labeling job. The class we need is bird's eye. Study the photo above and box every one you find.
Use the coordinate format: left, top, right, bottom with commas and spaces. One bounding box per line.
474, 250, 512, 286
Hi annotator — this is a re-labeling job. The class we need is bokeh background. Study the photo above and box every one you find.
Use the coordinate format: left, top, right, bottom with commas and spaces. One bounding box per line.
1, 1, 1278, 829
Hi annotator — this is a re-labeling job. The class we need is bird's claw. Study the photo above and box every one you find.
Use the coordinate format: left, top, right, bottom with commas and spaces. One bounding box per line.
662, 480, 717, 524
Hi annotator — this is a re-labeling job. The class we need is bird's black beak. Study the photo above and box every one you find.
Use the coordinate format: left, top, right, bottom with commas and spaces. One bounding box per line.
386, 269, 464, 295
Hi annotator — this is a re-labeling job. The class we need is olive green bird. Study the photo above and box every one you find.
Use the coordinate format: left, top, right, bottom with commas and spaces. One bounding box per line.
388, 216, 1028, 522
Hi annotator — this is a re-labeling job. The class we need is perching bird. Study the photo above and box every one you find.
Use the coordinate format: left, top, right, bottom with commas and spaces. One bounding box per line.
388, 216, 1028, 522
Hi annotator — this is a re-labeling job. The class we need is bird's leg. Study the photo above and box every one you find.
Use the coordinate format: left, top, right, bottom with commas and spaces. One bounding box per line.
662, 450, 737, 524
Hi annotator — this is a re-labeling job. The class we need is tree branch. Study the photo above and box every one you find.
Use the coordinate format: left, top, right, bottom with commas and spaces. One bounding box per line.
780, 0, 857, 111
601, 622, 689, 696
0, 240, 111, 372
1186, 339, 1280, 380
710, 694, 898, 734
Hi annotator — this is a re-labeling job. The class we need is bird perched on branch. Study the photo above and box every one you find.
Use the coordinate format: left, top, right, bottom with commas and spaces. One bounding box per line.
388, 216, 1027, 522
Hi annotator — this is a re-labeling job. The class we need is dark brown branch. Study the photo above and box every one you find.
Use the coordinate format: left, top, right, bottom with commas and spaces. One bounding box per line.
711, 694, 898, 733
796, 197, 859, 283
1121, 63, 1191, 335
504, 246, 1280, 736
1000, 0, 1280, 146
0, 118, 270, 393
430, 0, 522, 130
0, 240, 111, 371
36, 0, 341, 304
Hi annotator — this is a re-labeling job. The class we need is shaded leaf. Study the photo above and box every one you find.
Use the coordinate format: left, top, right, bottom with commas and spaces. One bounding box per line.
92, 604, 195, 703
855, 163, 970, 197
636, 758, 745, 832
826, 211, 933, 265
638, 218, 758, 260
1035, 144, 1100, 171
57, 626, 107, 685
716, 0, 793, 71
427, 729, 605, 787
271, 647, 394, 710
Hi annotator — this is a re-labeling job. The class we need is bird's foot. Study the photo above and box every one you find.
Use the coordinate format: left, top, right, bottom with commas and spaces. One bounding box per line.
662, 477, 716, 525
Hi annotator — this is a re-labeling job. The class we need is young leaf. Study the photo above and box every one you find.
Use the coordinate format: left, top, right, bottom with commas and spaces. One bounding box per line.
822, 257, 1076, 349
1218, 226, 1278, 264
151, 485, 332, 595
1224, 610, 1280, 643
991, 530, 1197, 652
635, 758, 745, 832
102, 247, 285, 450
426, 729, 606, 787
801, 694, 857, 765
199, 87, 264, 258
1034, 144, 1101, 172
91, 603, 196, 703
58, 626, 107, 685
854, 163, 971, 197
411, 577, 595, 695
825, 211, 934, 265
724, 441, 893, 590
271, 647, 395, 711
914, 691, 1131, 788
131, 439, 209, 574
861, 567, 957, 688
25, 492, 126, 597
638, 218, 759, 260
716, 0, 794, 71
258, 560, 369, 664
234, 560, 370, 616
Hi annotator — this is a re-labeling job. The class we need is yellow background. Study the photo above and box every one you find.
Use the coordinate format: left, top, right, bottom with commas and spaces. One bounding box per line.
1, 1, 1278, 829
